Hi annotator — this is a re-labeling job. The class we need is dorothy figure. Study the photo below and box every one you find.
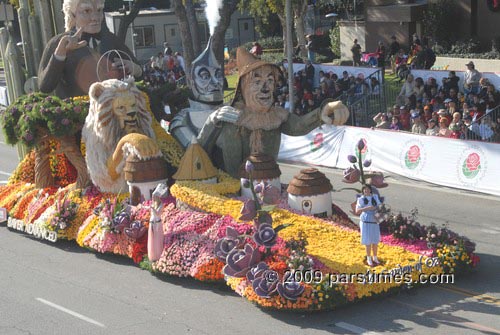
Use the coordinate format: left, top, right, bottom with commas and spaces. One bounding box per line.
356, 184, 383, 267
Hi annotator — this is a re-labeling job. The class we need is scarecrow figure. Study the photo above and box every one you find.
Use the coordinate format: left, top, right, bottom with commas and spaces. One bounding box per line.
197, 47, 350, 177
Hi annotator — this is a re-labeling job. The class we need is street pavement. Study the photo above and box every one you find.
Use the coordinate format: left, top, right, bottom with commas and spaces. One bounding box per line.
0, 130, 499, 335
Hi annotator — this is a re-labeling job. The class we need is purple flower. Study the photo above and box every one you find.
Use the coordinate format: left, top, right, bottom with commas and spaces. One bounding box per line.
245, 160, 254, 174
347, 155, 357, 163
215, 238, 239, 262
10, 107, 18, 114
23, 132, 34, 142
254, 182, 264, 193
252, 270, 279, 298
61, 118, 70, 126
223, 244, 261, 277
370, 173, 388, 188
357, 138, 365, 151
239, 199, 257, 221
124, 220, 147, 240
262, 184, 281, 205
277, 279, 305, 301
363, 159, 372, 167
246, 262, 269, 282
55, 107, 62, 114
74, 106, 82, 113
112, 211, 130, 232
342, 166, 360, 184
253, 223, 277, 248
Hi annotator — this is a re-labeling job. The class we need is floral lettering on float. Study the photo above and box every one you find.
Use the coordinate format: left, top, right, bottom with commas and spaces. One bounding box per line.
0, 207, 7, 222
6, 217, 57, 242
399, 139, 426, 175
456, 145, 487, 187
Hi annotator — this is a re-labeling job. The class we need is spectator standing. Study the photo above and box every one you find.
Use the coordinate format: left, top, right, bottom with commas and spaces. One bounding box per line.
351, 39, 362, 66
438, 117, 452, 137
305, 34, 316, 63
388, 35, 400, 74
442, 71, 460, 94
397, 74, 415, 106
164, 42, 173, 56
464, 61, 481, 94
250, 42, 263, 58
175, 52, 186, 72
337, 71, 350, 92
399, 106, 411, 130
376, 40, 387, 71
304, 60, 315, 89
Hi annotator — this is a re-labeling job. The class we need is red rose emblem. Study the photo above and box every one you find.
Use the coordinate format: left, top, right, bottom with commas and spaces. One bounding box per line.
465, 153, 480, 171
314, 133, 324, 146
407, 145, 420, 163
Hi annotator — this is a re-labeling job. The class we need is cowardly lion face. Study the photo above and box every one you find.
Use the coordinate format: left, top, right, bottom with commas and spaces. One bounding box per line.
241, 65, 277, 112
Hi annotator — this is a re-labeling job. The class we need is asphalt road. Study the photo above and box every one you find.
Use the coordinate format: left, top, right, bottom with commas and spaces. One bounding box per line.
0, 131, 499, 335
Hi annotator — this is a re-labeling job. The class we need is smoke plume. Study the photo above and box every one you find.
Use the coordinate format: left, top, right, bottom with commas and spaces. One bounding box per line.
205, 0, 223, 35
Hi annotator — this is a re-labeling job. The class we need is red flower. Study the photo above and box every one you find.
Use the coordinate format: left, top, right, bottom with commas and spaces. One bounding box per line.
407, 145, 420, 163
465, 153, 480, 171
132, 235, 148, 264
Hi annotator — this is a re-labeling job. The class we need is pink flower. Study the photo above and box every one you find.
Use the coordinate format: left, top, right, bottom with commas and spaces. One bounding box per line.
465, 153, 480, 171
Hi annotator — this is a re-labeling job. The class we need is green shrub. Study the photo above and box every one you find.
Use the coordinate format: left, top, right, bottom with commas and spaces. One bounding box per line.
329, 25, 340, 58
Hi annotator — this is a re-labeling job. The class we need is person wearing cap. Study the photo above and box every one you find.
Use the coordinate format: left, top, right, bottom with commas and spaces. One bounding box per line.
411, 110, 426, 134
423, 105, 432, 122
169, 38, 224, 149
375, 40, 386, 74
373, 112, 390, 129
464, 61, 481, 95
351, 38, 362, 66
337, 70, 350, 92
426, 118, 439, 136
197, 47, 350, 177
442, 71, 459, 94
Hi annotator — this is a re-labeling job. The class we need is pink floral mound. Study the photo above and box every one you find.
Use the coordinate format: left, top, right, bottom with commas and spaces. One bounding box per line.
381, 234, 434, 256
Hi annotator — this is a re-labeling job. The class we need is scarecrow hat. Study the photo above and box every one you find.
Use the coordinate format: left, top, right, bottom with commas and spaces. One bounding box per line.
231, 47, 280, 106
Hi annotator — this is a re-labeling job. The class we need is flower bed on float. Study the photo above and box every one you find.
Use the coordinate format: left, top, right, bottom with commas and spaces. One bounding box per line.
0, 170, 478, 311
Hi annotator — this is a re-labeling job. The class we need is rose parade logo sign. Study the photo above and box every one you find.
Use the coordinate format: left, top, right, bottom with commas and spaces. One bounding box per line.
400, 140, 426, 173
457, 147, 487, 186
310, 133, 324, 152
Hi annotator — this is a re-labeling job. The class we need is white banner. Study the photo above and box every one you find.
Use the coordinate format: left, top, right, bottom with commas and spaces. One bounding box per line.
279, 125, 344, 166
411, 69, 500, 92
280, 126, 500, 196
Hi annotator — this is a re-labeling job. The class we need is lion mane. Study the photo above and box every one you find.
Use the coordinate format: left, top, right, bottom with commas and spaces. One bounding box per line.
82, 78, 155, 193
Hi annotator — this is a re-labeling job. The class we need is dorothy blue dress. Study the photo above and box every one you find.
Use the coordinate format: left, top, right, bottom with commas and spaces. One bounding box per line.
356, 194, 382, 245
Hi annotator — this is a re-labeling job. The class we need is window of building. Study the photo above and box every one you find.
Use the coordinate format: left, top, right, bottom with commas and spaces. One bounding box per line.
134, 26, 155, 48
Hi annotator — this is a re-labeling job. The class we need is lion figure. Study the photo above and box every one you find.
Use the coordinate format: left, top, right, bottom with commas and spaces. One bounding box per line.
82, 78, 158, 193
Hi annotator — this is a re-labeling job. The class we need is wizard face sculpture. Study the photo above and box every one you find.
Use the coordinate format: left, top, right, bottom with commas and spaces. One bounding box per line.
190, 37, 223, 103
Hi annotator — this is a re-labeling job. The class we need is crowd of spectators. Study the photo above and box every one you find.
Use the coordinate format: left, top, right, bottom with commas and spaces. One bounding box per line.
375, 61, 500, 142
142, 48, 186, 88
275, 61, 380, 116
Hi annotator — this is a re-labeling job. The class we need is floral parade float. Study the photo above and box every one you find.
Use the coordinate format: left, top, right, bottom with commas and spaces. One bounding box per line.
0, 48, 479, 312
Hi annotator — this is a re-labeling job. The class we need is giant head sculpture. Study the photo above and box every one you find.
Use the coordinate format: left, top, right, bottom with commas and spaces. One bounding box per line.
189, 37, 223, 104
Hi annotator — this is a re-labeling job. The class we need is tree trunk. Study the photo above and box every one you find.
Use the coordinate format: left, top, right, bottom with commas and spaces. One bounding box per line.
35, 138, 55, 189
171, 0, 194, 76
117, 0, 145, 45
59, 136, 90, 189
185, 0, 201, 56
212, 0, 238, 66
294, 2, 308, 59
277, 14, 287, 56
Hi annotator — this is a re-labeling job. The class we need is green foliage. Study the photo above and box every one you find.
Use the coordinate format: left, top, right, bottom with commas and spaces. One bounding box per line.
1, 93, 89, 148
422, 0, 457, 47
329, 25, 340, 58
448, 39, 481, 54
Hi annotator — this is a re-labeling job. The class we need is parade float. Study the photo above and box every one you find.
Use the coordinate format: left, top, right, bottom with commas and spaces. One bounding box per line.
0, 46, 479, 312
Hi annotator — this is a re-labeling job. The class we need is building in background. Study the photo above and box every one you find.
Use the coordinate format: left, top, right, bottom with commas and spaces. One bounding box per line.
105, 8, 258, 62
